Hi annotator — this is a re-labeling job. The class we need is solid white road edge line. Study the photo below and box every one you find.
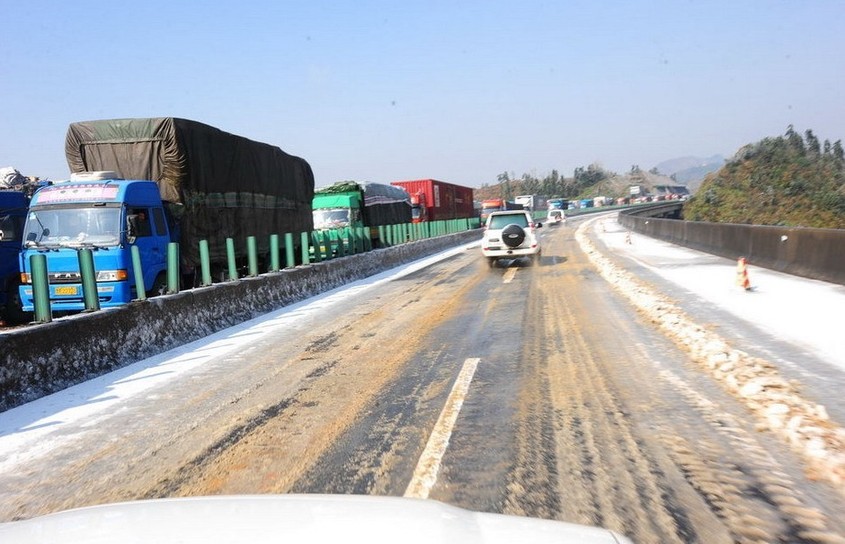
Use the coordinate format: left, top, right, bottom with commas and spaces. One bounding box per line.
403, 357, 480, 499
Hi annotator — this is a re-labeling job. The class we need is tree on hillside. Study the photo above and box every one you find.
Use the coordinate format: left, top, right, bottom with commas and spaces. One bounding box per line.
806, 129, 821, 155
521, 173, 540, 194
786, 125, 805, 154
541, 169, 562, 196
573, 163, 610, 196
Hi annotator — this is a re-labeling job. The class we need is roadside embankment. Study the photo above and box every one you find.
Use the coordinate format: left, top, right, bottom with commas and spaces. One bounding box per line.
0, 231, 479, 412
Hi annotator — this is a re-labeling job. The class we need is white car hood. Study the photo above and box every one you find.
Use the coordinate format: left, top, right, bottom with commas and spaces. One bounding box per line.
0, 495, 631, 544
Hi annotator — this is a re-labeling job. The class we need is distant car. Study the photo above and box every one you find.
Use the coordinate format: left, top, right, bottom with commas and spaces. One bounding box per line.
546, 209, 565, 225
481, 210, 542, 267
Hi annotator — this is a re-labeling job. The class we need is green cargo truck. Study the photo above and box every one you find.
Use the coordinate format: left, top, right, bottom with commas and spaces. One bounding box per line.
312, 181, 411, 253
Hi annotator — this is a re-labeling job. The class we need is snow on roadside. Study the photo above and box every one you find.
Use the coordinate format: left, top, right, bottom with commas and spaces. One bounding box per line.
575, 216, 845, 494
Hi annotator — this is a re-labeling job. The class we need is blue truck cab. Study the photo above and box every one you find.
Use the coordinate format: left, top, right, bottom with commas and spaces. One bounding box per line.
19, 179, 171, 312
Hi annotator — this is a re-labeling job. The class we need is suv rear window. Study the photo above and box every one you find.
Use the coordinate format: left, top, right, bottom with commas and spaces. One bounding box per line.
489, 214, 529, 229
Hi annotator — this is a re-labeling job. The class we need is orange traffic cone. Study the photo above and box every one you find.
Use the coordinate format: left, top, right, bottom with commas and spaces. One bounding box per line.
736, 257, 752, 291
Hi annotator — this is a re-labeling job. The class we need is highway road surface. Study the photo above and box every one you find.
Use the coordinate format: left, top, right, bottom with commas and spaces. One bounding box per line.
1, 213, 844, 544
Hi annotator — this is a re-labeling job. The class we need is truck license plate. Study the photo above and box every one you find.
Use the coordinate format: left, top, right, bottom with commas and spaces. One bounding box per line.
55, 286, 78, 296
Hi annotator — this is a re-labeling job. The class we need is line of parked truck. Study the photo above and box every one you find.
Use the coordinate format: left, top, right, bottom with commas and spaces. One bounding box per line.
0, 117, 478, 324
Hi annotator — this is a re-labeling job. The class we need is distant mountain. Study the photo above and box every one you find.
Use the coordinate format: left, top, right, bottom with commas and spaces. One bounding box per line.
654, 155, 724, 176
652, 156, 724, 191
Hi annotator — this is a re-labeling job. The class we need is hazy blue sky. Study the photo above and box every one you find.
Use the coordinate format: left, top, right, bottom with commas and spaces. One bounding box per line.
2, 1, 843, 187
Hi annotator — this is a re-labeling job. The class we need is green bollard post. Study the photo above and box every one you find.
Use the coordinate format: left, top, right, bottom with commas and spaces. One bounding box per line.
78, 248, 100, 312
167, 242, 180, 293
378, 225, 386, 248
300, 232, 310, 264
131, 245, 146, 300
347, 229, 356, 254
355, 227, 364, 253
199, 240, 212, 286
270, 234, 280, 271
284, 233, 295, 268
226, 238, 238, 281
334, 230, 345, 257
311, 232, 322, 263
247, 236, 258, 276
29, 253, 51, 323
319, 231, 330, 260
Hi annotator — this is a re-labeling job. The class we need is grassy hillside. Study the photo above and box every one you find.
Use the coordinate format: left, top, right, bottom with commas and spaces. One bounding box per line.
684, 128, 845, 229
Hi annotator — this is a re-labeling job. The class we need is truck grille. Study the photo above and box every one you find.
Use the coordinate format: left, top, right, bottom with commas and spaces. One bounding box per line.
48, 272, 82, 284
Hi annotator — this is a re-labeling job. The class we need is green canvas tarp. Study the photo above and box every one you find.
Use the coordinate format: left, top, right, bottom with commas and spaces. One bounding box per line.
65, 118, 314, 266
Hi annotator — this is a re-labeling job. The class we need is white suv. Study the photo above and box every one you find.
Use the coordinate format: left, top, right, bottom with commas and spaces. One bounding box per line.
481, 210, 542, 267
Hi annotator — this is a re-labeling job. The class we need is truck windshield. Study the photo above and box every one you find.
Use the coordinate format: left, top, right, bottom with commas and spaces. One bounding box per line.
24, 206, 122, 247
313, 208, 351, 230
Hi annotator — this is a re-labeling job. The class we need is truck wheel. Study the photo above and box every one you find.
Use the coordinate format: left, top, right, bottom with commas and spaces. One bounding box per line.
4, 281, 32, 324
487, 257, 498, 268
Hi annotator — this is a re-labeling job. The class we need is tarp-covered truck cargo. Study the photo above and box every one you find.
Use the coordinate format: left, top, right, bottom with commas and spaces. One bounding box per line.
65, 118, 314, 267
360, 182, 412, 227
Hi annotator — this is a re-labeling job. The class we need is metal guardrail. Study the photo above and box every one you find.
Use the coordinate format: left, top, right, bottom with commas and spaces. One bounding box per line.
25, 218, 483, 323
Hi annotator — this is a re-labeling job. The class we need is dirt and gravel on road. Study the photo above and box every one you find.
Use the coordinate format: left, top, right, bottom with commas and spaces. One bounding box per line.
3, 220, 845, 543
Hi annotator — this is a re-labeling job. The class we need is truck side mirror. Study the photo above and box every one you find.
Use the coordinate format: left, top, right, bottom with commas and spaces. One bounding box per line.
127, 215, 138, 243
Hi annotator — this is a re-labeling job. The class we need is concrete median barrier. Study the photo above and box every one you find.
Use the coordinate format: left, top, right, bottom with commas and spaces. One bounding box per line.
619, 204, 845, 286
